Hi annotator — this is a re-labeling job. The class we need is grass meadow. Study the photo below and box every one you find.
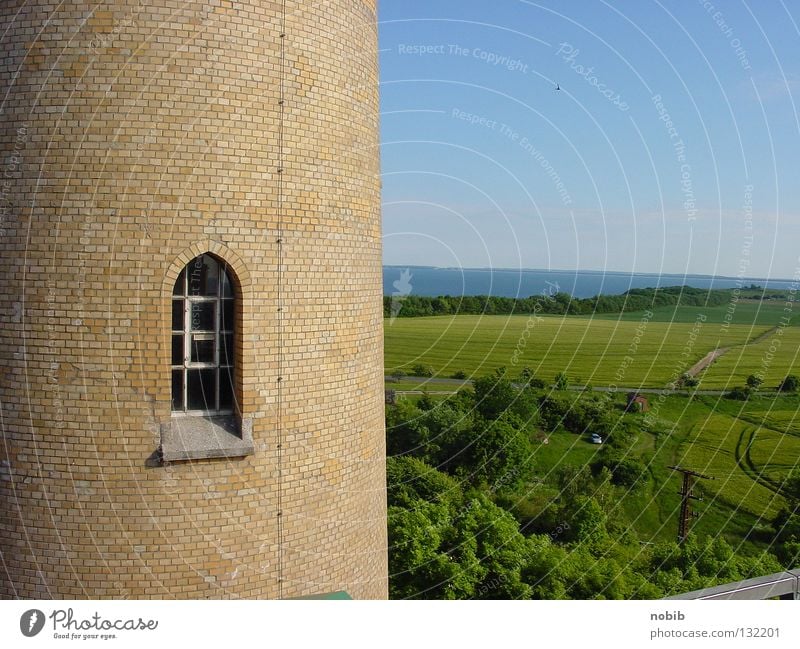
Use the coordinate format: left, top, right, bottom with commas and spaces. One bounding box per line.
385, 314, 774, 388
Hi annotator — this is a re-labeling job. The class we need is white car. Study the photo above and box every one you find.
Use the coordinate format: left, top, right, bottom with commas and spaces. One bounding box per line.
590, 433, 603, 444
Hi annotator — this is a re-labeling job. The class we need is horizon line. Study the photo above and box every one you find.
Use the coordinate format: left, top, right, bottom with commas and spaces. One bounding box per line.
382, 265, 795, 284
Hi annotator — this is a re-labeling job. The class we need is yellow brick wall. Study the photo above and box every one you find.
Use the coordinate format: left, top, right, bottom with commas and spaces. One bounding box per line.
0, 0, 387, 599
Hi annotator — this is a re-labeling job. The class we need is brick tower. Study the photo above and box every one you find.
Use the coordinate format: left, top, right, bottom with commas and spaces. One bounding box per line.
0, 1, 387, 599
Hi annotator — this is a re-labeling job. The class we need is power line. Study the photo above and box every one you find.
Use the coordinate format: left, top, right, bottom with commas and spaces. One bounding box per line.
668, 466, 714, 544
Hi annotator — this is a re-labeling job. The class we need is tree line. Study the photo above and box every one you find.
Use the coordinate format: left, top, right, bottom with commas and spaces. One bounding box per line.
384, 286, 736, 318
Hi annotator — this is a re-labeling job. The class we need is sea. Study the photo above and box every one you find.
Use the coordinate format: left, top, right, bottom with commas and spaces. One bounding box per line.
383, 266, 797, 299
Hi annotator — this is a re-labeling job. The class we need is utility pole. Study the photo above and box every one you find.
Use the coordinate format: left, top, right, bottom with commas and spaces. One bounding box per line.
668, 466, 714, 544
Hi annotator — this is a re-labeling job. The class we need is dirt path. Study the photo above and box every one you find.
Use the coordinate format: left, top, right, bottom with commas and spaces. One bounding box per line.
686, 347, 729, 377
749, 325, 780, 345
684, 326, 781, 378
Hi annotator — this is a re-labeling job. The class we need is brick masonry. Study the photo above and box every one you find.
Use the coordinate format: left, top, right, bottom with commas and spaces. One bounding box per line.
0, 0, 387, 599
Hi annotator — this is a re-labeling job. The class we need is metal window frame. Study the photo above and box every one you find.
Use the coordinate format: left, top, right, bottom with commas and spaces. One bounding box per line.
171, 255, 235, 417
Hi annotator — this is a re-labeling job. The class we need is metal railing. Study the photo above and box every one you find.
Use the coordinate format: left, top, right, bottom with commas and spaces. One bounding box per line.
666, 570, 800, 600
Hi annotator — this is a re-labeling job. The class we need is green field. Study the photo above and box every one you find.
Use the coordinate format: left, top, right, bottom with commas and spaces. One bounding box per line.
385, 314, 774, 388
518, 393, 799, 545
520, 395, 795, 544
699, 327, 800, 389
646, 396, 800, 540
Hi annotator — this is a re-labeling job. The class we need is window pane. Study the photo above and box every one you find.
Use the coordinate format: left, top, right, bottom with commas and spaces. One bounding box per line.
172, 268, 186, 296
189, 301, 215, 331
221, 299, 234, 331
190, 335, 215, 363
219, 367, 234, 410
187, 256, 204, 297
221, 333, 234, 366
171, 370, 184, 411
187, 369, 217, 411
172, 334, 184, 365
187, 255, 219, 297
172, 300, 184, 330
221, 268, 234, 298
202, 255, 219, 296
172, 256, 236, 415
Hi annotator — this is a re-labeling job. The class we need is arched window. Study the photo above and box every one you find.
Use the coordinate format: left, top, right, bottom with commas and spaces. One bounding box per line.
171, 254, 235, 415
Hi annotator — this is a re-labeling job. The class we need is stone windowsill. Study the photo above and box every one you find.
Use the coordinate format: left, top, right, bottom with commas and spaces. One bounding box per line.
160, 415, 254, 462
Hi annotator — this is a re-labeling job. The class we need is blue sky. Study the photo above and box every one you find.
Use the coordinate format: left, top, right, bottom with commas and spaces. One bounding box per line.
378, 1, 800, 278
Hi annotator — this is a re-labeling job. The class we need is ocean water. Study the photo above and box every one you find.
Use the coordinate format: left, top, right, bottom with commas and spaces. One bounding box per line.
383, 266, 795, 299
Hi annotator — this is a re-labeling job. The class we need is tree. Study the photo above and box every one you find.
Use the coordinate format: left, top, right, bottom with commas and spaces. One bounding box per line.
553, 464, 596, 502
444, 417, 534, 491
387, 462, 535, 599
554, 372, 569, 390
518, 367, 546, 389
772, 474, 800, 566
779, 375, 800, 393
459, 493, 533, 599
612, 458, 646, 488
570, 496, 609, 550
411, 363, 435, 377
386, 400, 475, 466
522, 535, 569, 599
746, 374, 763, 390
386, 400, 429, 458
472, 371, 539, 423
648, 536, 782, 596
725, 386, 751, 401
538, 393, 572, 431
386, 456, 462, 508
472, 372, 519, 420
388, 503, 475, 599
782, 466, 800, 502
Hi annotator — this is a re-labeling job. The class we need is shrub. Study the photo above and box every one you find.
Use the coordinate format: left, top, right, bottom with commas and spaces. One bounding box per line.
416, 392, 436, 411
472, 372, 538, 423
519, 367, 546, 388
746, 374, 763, 390
783, 467, 800, 502
450, 370, 468, 380
681, 375, 699, 388
451, 417, 534, 490
592, 453, 646, 488
410, 363, 435, 377
725, 386, 751, 401
779, 375, 800, 393
609, 458, 646, 487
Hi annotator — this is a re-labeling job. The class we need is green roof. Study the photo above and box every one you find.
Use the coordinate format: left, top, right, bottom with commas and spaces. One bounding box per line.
289, 591, 352, 600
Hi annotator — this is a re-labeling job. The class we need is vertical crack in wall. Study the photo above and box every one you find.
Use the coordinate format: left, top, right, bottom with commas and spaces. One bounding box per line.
276, 0, 288, 600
